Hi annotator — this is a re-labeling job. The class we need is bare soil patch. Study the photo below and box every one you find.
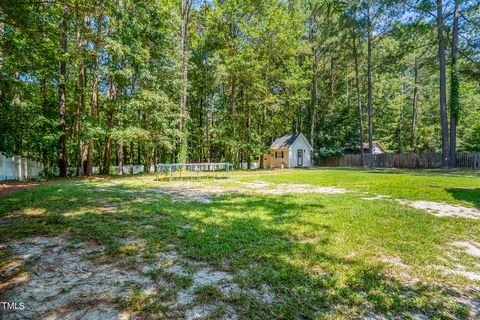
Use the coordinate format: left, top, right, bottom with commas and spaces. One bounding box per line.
242, 182, 347, 195
1, 236, 274, 320
362, 195, 480, 220
452, 241, 480, 257
398, 200, 480, 219
95, 180, 347, 204
1, 236, 147, 319
434, 265, 480, 281
0, 181, 40, 198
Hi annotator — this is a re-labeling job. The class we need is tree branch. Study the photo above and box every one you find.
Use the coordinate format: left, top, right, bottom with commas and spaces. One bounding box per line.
399, 0, 437, 20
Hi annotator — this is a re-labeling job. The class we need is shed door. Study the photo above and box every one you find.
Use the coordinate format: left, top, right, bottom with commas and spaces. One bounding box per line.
297, 149, 303, 167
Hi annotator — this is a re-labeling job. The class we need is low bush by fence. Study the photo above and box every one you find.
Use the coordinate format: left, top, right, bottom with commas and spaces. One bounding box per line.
319, 152, 480, 169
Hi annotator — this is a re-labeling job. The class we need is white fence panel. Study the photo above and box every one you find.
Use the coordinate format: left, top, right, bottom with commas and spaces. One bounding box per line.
0, 154, 46, 181
1, 155, 16, 180
114, 165, 144, 174
239, 162, 259, 170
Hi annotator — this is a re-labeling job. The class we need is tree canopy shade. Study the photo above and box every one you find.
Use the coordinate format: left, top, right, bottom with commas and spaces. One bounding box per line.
0, 0, 479, 175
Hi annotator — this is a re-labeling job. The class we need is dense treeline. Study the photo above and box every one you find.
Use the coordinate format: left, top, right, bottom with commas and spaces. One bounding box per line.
0, 0, 479, 175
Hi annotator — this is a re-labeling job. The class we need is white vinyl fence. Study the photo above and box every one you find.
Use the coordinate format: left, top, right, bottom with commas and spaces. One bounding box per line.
239, 162, 260, 170
155, 163, 233, 181
108, 165, 147, 175
2, 153, 235, 181
0, 154, 47, 181
68, 165, 163, 176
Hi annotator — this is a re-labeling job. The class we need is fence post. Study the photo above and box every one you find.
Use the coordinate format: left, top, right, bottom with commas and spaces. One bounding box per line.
23, 157, 28, 180
16, 157, 21, 180
1, 155, 5, 181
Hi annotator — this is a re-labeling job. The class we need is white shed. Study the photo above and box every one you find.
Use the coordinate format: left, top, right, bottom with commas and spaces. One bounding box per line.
260, 133, 313, 169
362, 141, 386, 154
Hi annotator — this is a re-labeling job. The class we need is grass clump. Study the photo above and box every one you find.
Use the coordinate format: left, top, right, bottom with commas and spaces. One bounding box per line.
194, 285, 224, 303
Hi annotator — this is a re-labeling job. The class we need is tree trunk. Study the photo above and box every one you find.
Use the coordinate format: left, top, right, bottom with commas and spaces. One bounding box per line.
398, 103, 405, 152
246, 86, 252, 169
103, 137, 112, 175
154, 145, 158, 173
310, 46, 317, 149
74, 1, 84, 176
367, 0, 374, 154
58, 0, 68, 177
449, 0, 460, 167
0, 7, 4, 99
436, 0, 449, 168
129, 141, 134, 175
40, 77, 48, 168
229, 80, 236, 115
330, 56, 336, 95
309, 15, 318, 150
178, 0, 192, 163
411, 58, 419, 151
78, 9, 88, 174
86, 0, 104, 175
118, 142, 123, 175
209, 93, 214, 162
117, 95, 123, 176
103, 56, 116, 175
353, 38, 364, 167
143, 146, 149, 173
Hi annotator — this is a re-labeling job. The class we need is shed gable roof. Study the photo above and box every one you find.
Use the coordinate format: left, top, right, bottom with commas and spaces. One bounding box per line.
362, 141, 386, 152
270, 133, 312, 150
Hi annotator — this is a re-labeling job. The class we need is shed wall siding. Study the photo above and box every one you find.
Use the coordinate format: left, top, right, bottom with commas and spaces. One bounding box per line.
372, 144, 384, 154
289, 137, 312, 167
268, 149, 289, 168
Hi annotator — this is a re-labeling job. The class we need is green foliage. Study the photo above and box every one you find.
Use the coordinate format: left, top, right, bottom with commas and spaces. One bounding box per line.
0, 0, 479, 169
462, 121, 480, 152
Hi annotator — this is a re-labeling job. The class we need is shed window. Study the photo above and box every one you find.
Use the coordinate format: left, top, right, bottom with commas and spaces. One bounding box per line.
275, 151, 284, 159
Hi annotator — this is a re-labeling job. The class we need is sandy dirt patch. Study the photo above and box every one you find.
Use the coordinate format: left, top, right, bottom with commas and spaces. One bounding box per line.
434, 265, 480, 281
1, 236, 148, 319
1, 236, 275, 320
99, 180, 479, 221
95, 180, 347, 204
0, 181, 40, 198
452, 241, 480, 257
152, 181, 347, 200
247, 183, 347, 195
398, 200, 480, 219
362, 195, 480, 220
427, 242, 480, 284
361, 195, 392, 201
380, 255, 480, 318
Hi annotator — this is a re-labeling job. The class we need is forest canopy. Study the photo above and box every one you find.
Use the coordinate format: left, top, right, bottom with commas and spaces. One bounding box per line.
0, 0, 479, 175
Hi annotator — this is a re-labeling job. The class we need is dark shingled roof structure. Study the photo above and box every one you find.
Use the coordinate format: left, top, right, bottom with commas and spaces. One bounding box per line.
361, 141, 386, 151
270, 133, 301, 150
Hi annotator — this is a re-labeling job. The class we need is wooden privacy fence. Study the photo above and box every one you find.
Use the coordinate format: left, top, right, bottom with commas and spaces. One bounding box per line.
319, 153, 480, 169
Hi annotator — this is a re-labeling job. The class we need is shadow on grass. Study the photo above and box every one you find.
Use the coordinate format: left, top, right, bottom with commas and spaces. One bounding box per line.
447, 188, 480, 208
0, 181, 470, 318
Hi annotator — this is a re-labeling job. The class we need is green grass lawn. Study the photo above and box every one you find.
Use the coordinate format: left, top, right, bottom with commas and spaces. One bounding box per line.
237, 168, 480, 207
1, 168, 479, 319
